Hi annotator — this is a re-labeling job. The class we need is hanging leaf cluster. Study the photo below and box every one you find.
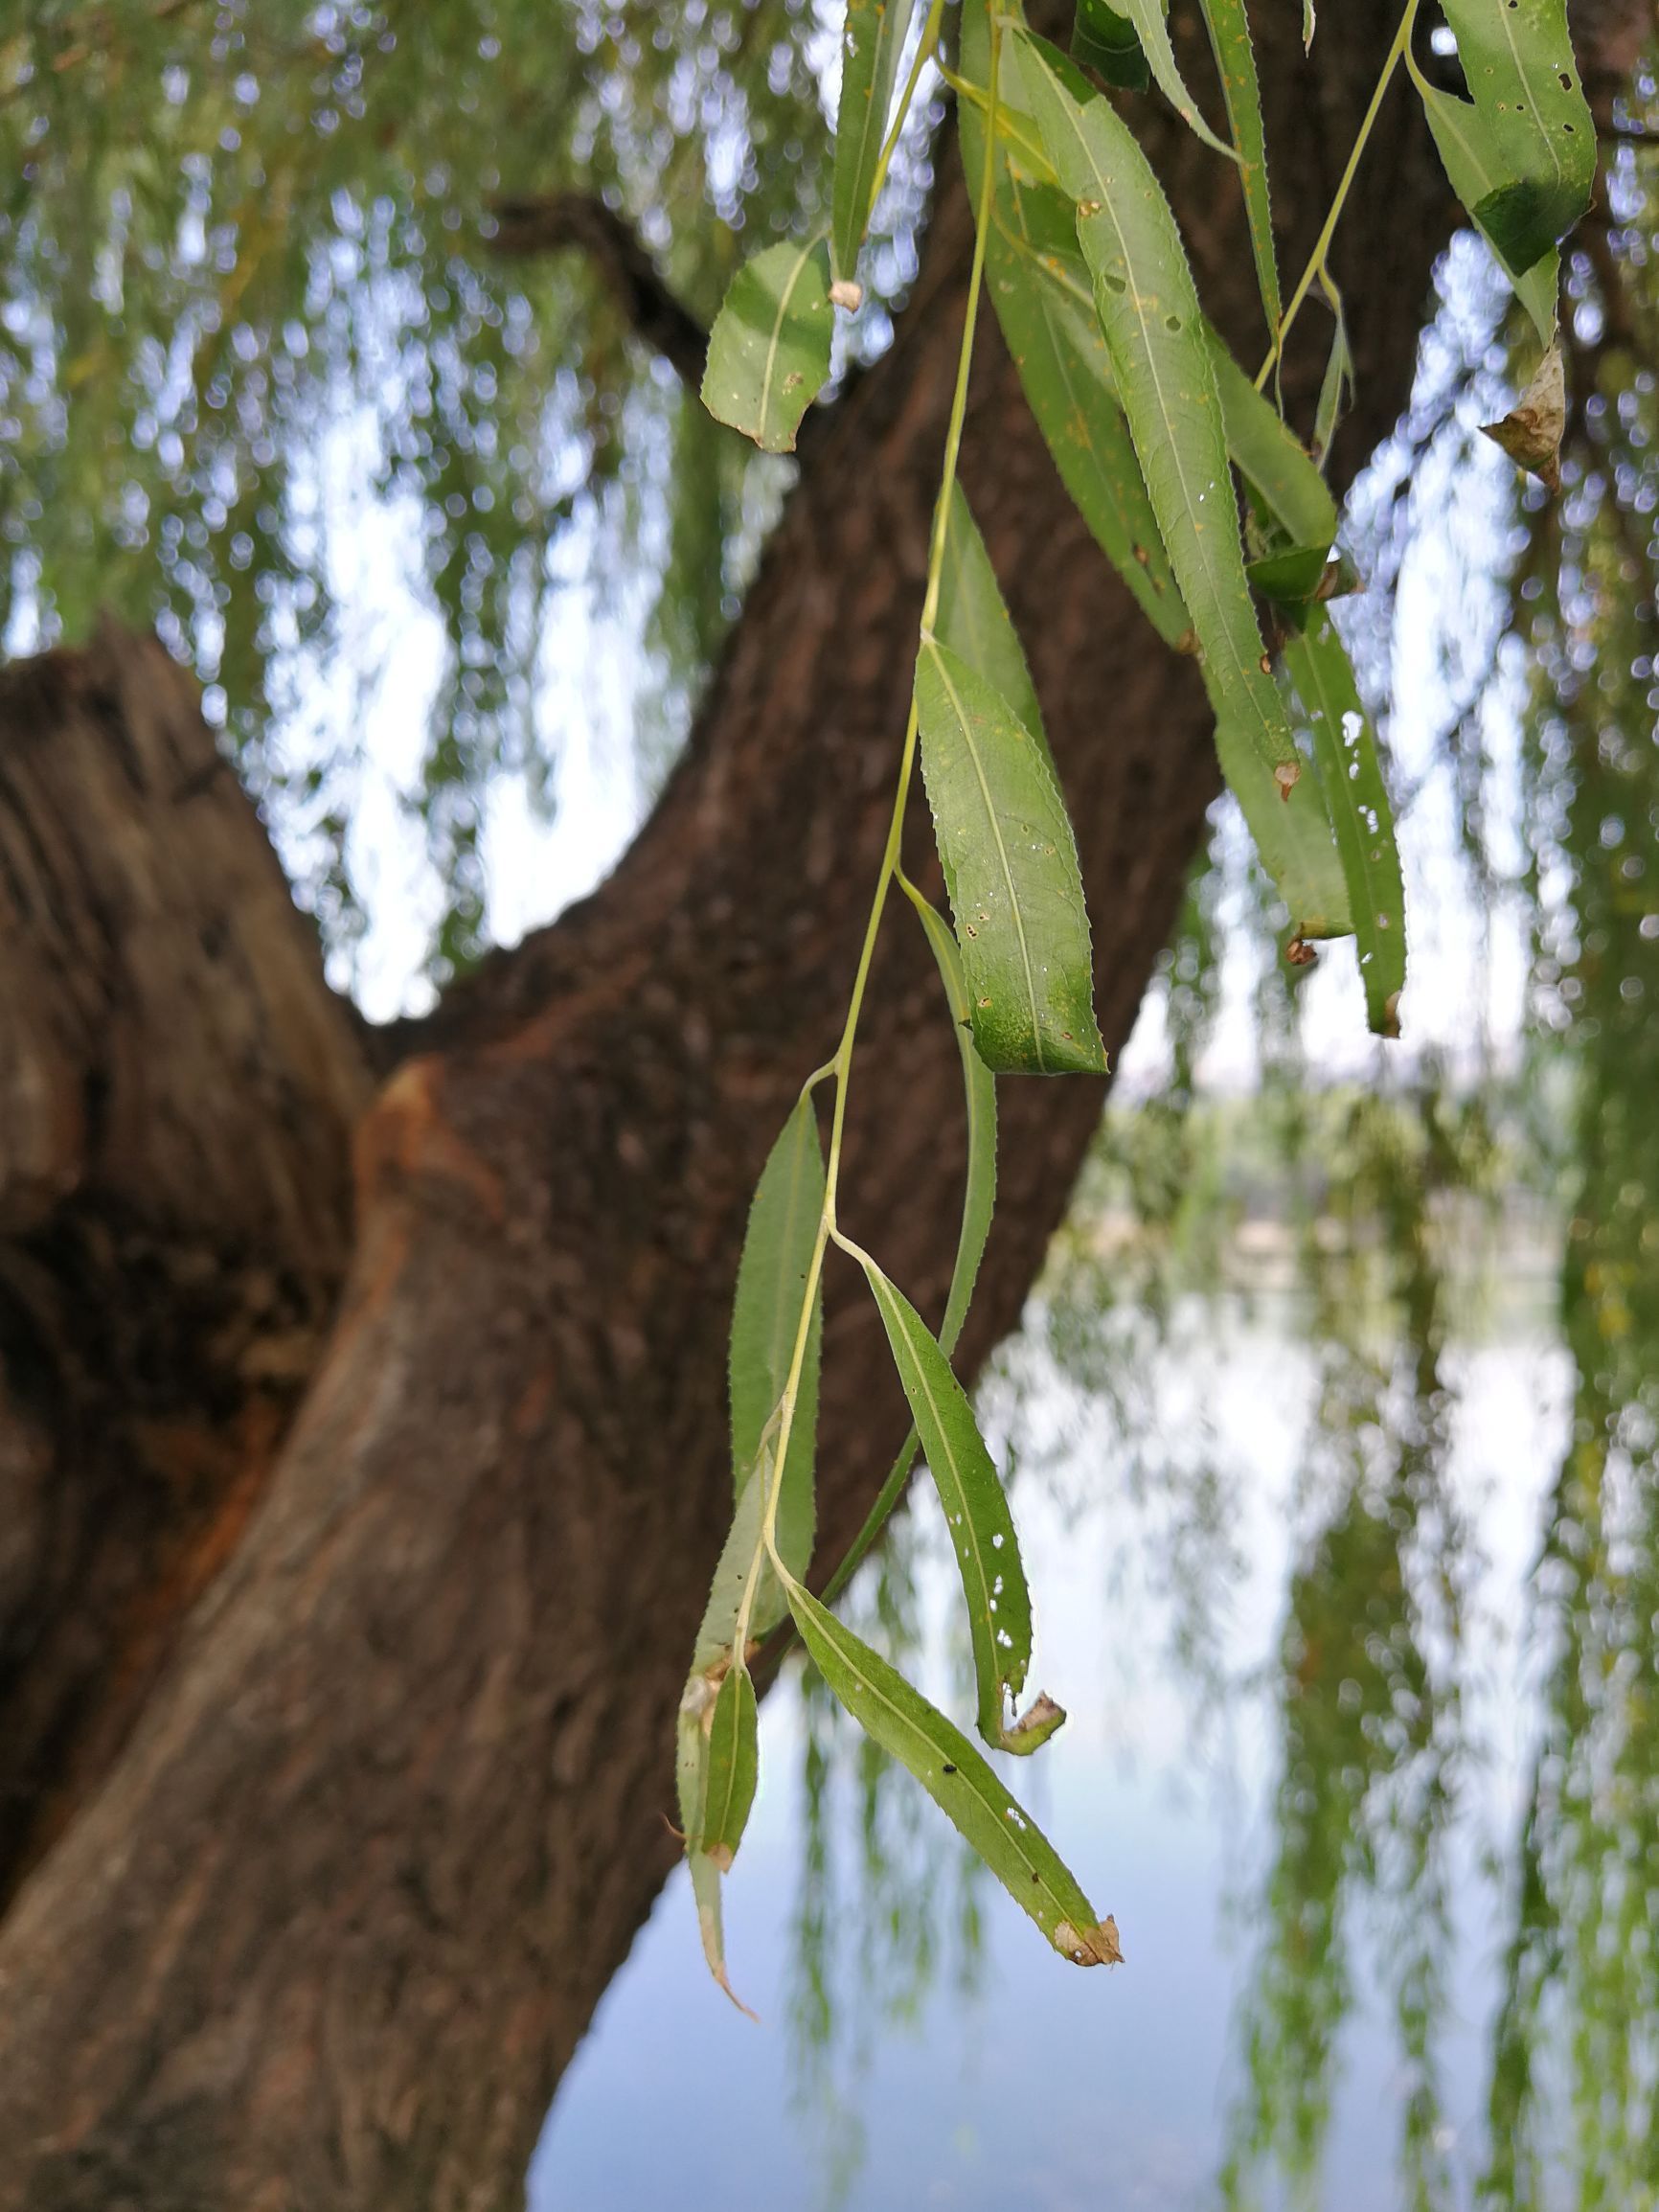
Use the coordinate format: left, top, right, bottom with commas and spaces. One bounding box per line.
680, 0, 1596, 2002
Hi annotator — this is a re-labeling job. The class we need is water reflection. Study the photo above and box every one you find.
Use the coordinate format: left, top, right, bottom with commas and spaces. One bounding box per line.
534, 1043, 1657, 2207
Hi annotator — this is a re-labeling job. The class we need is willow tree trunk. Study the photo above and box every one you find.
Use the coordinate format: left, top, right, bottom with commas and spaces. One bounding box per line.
0, 1, 1602, 2202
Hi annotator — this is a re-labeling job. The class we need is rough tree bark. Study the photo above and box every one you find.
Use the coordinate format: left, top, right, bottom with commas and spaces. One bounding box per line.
0, 2, 1630, 2203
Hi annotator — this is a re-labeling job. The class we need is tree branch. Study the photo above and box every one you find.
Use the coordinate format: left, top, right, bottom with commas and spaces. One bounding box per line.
486, 193, 710, 389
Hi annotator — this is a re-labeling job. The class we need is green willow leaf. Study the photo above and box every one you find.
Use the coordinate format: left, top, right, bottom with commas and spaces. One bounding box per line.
906, 891, 996, 1357
815, 884, 999, 1617
785, 1579, 1122, 1964
690, 1849, 756, 2017
1198, 0, 1282, 343
832, 0, 920, 285
856, 1251, 1040, 1748
1204, 321, 1337, 554
729, 1093, 824, 1581
1018, 36, 1348, 936
960, 11, 1190, 646
692, 1448, 772, 1672
1246, 544, 1332, 605
1437, 0, 1594, 276
1313, 289, 1354, 463
915, 635, 1107, 1075
700, 237, 833, 452
1073, 0, 1149, 90
937, 481, 1048, 765
1284, 612, 1408, 1036
1114, 0, 1237, 162
701, 1664, 761, 1870
1419, 83, 1560, 337
679, 1677, 756, 2015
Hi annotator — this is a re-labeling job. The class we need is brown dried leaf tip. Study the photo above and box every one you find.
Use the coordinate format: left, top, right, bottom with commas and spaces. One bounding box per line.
1055, 1915, 1124, 1967
1273, 760, 1300, 803
1284, 936, 1318, 969
1480, 339, 1564, 493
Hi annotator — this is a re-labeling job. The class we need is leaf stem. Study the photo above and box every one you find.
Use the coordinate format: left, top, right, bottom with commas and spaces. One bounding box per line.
1255, 0, 1420, 391
863, 0, 952, 226
729, 11, 1007, 1660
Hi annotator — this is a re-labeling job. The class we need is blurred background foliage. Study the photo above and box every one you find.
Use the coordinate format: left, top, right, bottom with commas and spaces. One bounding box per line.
0, 0, 939, 972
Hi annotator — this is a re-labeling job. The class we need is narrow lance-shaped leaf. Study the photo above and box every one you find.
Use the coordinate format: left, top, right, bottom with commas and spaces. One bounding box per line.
856, 1248, 1053, 1750
1073, 0, 1149, 90
1203, 319, 1336, 553
1313, 285, 1353, 465
1018, 34, 1349, 937
915, 635, 1107, 1074
1113, 0, 1238, 162
690, 1841, 757, 2018
701, 238, 833, 453
1284, 611, 1408, 1037
937, 482, 1049, 765
785, 1578, 1122, 1964
700, 1664, 760, 1871
678, 1675, 757, 2015
1436, 0, 1594, 277
729, 1092, 824, 1582
691, 1447, 772, 1673
831, 0, 920, 286
1417, 84, 1561, 339
820, 879, 999, 1612
958, 16, 1189, 646
1197, 0, 1282, 344
905, 889, 996, 1356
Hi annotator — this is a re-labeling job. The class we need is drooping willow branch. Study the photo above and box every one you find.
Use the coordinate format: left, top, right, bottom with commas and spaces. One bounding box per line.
674, 0, 1599, 2012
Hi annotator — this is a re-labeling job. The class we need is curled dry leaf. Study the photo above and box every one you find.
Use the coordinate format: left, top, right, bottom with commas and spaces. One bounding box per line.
1003, 1689, 1068, 1753
1480, 339, 1564, 492
1054, 1913, 1124, 1966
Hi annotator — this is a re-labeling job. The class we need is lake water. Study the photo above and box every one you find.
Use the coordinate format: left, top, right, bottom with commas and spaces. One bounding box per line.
530, 1274, 1650, 2211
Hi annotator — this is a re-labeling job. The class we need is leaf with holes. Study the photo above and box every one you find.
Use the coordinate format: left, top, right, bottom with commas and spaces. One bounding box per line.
856, 1251, 1043, 1748
1436, 0, 1594, 277
785, 1578, 1120, 1962
1420, 86, 1560, 337
701, 238, 833, 452
832, 0, 920, 285
915, 635, 1106, 1075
